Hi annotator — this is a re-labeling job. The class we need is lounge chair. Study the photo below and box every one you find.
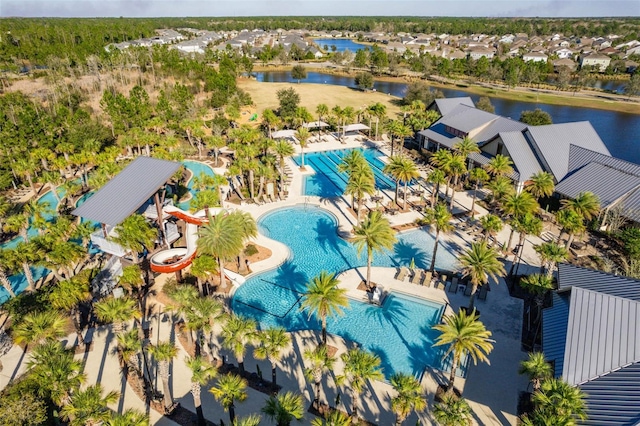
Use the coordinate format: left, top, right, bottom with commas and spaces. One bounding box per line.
464, 283, 473, 296
448, 276, 458, 293
478, 284, 489, 301
410, 269, 422, 285
395, 267, 409, 281
421, 271, 432, 286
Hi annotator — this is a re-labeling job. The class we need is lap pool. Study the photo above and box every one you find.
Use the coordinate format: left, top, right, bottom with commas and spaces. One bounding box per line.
231, 205, 458, 378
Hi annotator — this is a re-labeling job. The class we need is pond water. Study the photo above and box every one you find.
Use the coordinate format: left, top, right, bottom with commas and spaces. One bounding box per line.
313, 38, 369, 53
254, 71, 640, 165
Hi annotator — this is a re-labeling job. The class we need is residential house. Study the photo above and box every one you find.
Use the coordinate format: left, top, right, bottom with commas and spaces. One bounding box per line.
543, 263, 640, 425
523, 52, 548, 63
467, 47, 495, 60
553, 47, 575, 60
580, 53, 611, 72
553, 58, 578, 71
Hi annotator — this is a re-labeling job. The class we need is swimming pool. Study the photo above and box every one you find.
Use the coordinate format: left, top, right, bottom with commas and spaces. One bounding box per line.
231, 205, 458, 377
179, 160, 217, 210
293, 148, 401, 198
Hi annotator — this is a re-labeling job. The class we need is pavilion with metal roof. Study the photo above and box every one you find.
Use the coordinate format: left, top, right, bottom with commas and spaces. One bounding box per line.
543, 263, 640, 425
73, 156, 182, 227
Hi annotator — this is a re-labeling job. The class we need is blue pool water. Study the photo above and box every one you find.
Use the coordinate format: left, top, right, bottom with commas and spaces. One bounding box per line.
231, 206, 459, 377
179, 160, 217, 210
293, 148, 402, 198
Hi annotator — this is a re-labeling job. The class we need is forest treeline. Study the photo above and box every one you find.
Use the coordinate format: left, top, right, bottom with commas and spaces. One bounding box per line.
2, 17, 640, 66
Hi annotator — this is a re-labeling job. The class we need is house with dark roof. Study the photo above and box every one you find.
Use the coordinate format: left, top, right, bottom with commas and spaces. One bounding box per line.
543, 263, 640, 425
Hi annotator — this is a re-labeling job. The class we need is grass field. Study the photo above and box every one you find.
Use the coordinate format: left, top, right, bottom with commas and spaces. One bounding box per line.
237, 77, 404, 119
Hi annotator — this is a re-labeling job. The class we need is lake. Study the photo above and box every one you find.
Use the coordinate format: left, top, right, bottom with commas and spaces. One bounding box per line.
313, 38, 369, 53
254, 71, 640, 165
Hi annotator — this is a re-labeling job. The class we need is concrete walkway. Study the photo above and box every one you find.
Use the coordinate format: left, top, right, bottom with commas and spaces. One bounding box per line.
0, 135, 552, 425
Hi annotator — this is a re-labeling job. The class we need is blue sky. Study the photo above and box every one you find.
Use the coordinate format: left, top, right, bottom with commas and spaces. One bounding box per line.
2, 0, 639, 18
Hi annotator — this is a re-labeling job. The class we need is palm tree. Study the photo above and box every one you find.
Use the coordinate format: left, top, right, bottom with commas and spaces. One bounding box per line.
433, 394, 473, 426
560, 191, 600, 220
316, 103, 329, 130
479, 214, 503, 245
459, 241, 506, 312
254, 326, 291, 388
468, 167, 489, 219
234, 415, 263, 426
427, 168, 447, 206
510, 213, 543, 275
221, 314, 257, 375
49, 275, 91, 347
386, 156, 420, 209
27, 341, 85, 406
486, 175, 515, 206
304, 344, 336, 410
446, 155, 467, 210
534, 242, 569, 279
118, 264, 145, 299
484, 154, 514, 177
300, 271, 349, 346
273, 140, 295, 191
191, 190, 220, 217
116, 329, 142, 376
502, 191, 539, 251
111, 214, 156, 263
422, 204, 454, 272
12, 310, 67, 346
556, 209, 586, 249
525, 171, 555, 201
149, 341, 178, 411
531, 378, 588, 424
337, 347, 384, 421
344, 165, 375, 222
3, 242, 38, 291
295, 127, 311, 169
430, 149, 454, 197
105, 409, 150, 426
519, 352, 553, 393
520, 273, 555, 325
311, 410, 351, 426
198, 210, 257, 290
390, 373, 427, 426
186, 356, 217, 426
351, 210, 397, 290
60, 384, 119, 426
433, 309, 494, 394
367, 102, 387, 140
262, 391, 305, 426
0, 250, 15, 298
190, 254, 218, 295
94, 297, 141, 334
453, 136, 480, 159
209, 373, 249, 425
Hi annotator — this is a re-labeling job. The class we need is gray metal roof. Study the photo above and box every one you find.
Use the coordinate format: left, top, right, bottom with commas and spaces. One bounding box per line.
616, 189, 640, 224
433, 97, 475, 116
556, 162, 640, 209
72, 156, 181, 226
579, 361, 640, 426
543, 291, 571, 377
557, 263, 640, 301
525, 122, 610, 181
418, 125, 461, 149
497, 131, 543, 183
562, 287, 640, 386
472, 116, 527, 144
568, 145, 640, 178
439, 104, 498, 134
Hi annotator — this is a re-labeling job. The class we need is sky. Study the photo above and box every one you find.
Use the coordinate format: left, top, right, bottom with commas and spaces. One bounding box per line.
1, 0, 639, 18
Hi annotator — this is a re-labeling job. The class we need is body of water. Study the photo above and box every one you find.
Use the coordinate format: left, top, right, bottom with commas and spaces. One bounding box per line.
231, 205, 458, 378
254, 71, 640, 164
313, 38, 368, 53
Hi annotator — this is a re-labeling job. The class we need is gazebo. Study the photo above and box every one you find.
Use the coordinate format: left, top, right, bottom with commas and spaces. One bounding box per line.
272, 129, 299, 144
72, 156, 182, 256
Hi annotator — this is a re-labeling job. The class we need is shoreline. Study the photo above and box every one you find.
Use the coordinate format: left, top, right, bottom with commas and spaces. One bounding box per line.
252, 64, 640, 115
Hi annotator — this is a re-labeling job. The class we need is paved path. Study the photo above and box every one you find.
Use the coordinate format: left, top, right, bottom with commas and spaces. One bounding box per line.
1, 135, 553, 425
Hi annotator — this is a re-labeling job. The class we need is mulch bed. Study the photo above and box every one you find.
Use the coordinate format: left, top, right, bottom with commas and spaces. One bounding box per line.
434, 384, 462, 403
308, 403, 377, 426
166, 404, 217, 426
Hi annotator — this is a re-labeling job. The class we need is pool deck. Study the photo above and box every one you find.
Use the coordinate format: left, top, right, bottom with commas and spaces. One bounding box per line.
0, 134, 549, 425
